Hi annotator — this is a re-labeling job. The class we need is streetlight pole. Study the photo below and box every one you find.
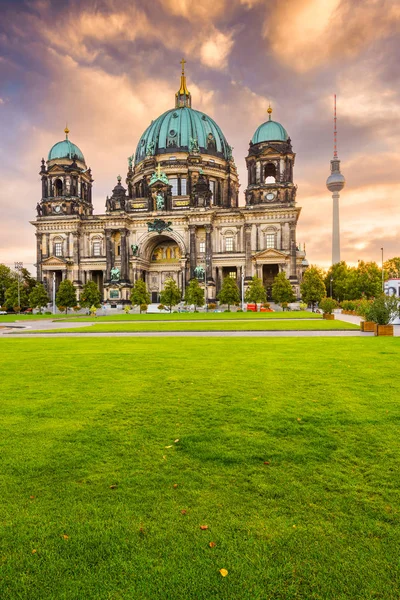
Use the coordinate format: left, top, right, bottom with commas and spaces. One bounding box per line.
14, 262, 23, 313
53, 272, 56, 314
330, 277, 333, 298
241, 267, 245, 310
381, 247, 384, 293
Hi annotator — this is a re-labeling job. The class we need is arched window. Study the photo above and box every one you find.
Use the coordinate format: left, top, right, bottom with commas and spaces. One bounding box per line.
264, 163, 276, 183
265, 228, 277, 249
53, 237, 63, 257
54, 179, 63, 196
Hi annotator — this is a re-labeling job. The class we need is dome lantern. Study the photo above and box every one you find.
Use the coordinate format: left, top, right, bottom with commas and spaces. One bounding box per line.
48, 126, 86, 164
251, 106, 289, 144
175, 58, 191, 109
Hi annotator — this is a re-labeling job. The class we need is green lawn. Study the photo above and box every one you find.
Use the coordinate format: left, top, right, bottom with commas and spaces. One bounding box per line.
0, 314, 67, 323
61, 310, 322, 321
0, 338, 399, 599
37, 319, 359, 333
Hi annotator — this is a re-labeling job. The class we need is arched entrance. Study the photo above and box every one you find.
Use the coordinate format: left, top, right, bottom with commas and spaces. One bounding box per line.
137, 233, 187, 303
263, 264, 279, 300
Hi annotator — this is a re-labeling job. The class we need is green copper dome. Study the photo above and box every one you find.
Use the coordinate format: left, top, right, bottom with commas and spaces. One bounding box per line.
251, 109, 289, 144
135, 106, 232, 163
48, 128, 85, 163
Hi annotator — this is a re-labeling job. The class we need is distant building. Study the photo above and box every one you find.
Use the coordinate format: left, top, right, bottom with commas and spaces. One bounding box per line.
31, 62, 307, 304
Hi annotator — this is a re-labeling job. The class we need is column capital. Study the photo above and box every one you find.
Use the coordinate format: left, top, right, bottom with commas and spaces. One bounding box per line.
204, 224, 213, 233
189, 224, 197, 233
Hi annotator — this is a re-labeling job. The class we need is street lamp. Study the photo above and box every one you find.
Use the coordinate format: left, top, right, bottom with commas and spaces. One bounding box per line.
14, 262, 23, 313
381, 247, 384, 293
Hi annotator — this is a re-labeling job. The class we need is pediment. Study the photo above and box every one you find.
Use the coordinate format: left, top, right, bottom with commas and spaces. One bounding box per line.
253, 248, 288, 261
41, 256, 67, 266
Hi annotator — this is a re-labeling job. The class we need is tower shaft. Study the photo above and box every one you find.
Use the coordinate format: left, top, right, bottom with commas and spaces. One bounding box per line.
332, 191, 340, 264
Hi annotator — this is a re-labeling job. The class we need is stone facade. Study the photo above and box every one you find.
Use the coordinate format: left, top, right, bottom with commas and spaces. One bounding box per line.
31, 69, 307, 305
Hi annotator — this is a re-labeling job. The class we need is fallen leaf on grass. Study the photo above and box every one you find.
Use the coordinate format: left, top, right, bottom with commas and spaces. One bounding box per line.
165, 445, 173, 449
181, 509, 187, 515
174, 439, 179, 443
200, 525, 208, 530
297, 418, 302, 422
173, 484, 178, 488
62, 534, 69, 540
30, 496, 35, 499
109, 484, 117, 489
219, 568, 228, 577
139, 527, 145, 537
209, 542, 216, 548
263, 461, 270, 465
32, 549, 37, 554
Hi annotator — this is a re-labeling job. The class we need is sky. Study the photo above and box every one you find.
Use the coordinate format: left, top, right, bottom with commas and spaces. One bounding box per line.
0, 0, 399, 273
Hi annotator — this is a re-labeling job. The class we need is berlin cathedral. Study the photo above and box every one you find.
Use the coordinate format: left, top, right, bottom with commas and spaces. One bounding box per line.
32, 61, 308, 304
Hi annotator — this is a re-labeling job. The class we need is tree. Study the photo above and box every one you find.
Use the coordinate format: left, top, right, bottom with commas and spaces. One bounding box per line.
20, 268, 37, 294
29, 283, 49, 312
347, 261, 382, 299
80, 280, 102, 309
4, 281, 29, 311
324, 261, 350, 301
130, 279, 150, 313
244, 275, 266, 311
271, 272, 295, 306
368, 294, 400, 325
56, 280, 77, 314
0, 264, 14, 306
185, 278, 204, 311
160, 277, 181, 312
300, 266, 326, 310
384, 257, 400, 279
218, 276, 240, 311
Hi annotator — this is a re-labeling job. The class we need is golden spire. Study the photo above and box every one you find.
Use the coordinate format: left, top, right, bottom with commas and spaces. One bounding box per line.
178, 57, 190, 96
267, 104, 273, 121
64, 124, 70, 139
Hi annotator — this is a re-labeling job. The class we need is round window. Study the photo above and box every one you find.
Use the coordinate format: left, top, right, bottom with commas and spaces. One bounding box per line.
169, 129, 176, 137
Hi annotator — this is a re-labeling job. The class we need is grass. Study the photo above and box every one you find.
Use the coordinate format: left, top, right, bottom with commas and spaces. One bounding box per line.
0, 314, 67, 322
35, 320, 359, 333
0, 337, 399, 599
60, 310, 322, 321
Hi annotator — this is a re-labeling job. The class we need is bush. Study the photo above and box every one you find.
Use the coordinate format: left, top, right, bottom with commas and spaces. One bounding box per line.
140, 304, 148, 313
124, 305, 131, 314
224, 309, 231, 312
367, 295, 400, 325
44, 311, 52, 315
319, 297, 337, 315
299, 302, 307, 310
158, 304, 165, 311
262, 302, 271, 309
355, 297, 373, 318
237, 308, 243, 312
208, 303, 217, 311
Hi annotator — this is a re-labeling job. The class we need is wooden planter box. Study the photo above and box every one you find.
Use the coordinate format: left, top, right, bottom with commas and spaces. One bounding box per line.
323, 313, 335, 320
361, 321, 376, 333
375, 324, 394, 336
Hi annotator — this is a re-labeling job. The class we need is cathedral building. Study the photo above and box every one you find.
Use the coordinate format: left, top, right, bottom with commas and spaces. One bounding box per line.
31, 62, 307, 304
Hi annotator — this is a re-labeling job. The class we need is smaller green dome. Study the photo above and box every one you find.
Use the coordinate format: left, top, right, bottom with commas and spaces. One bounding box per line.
48, 130, 85, 163
251, 119, 288, 144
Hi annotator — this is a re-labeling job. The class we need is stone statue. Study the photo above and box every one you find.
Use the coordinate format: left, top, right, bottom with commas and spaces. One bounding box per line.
110, 266, 120, 282
147, 219, 173, 234
36, 202, 42, 216
146, 141, 155, 157
156, 192, 165, 210
189, 136, 200, 153
106, 196, 111, 211
128, 154, 134, 168
194, 266, 205, 279
227, 145, 233, 161
131, 244, 138, 256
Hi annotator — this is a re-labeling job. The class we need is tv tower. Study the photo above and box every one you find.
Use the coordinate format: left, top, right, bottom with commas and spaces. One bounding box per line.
326, 94, 345, 264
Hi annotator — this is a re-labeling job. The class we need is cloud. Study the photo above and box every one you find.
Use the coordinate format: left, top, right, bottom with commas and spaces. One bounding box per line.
199, 30, 234, 69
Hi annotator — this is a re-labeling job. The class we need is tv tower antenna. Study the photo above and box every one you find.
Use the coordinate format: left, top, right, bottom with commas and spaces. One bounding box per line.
326, 94, 345, 265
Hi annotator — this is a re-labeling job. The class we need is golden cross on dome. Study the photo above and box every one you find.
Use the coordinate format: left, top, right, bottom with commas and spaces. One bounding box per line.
180, 58, 186, 74
156, 163, 162, 178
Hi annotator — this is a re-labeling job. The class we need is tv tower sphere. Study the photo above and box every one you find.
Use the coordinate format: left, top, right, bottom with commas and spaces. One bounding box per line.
326, 168, 345, 192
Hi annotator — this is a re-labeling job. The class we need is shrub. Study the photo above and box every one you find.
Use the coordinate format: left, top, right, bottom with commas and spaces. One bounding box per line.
299, 302, 307, 310
44, 311, 52, 315
140, 304, 148, 313
281, 301, 289, 311
367, 295, 399, 325
237, 308, 243, 312
124, 305, 131, 314
262, 302, 271, 309
319, 297, 337, 315
355, 297, 373, 318
208, 303, 217, 311
158, 304, 165, 311
224, 309, 231, 312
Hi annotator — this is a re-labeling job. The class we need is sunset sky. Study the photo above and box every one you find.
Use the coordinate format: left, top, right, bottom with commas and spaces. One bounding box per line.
1, 0, 399, 273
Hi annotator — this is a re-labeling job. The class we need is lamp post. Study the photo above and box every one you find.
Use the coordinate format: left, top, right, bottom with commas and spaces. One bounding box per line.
381, 247, 384, 293
53, 272, 56, 314
330, 277, 333, 298
14, 262, 23, 313
241, 267, 245, 310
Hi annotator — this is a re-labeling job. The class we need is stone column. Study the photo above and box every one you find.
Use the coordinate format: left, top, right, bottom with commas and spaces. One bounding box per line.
244, 224, 252, 279
105, 230, 112, 281
36, 233, 42, 282
289, 224, 297, 280
205, 224, 213, 281
72, 232, 81, 284
45, 233, 50, 257
189, 225, 197, 278
120, 228, 128, 281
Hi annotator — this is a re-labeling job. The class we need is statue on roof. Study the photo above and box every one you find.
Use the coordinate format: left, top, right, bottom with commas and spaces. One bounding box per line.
189, 136, 200, 153
146, 141, 155, 157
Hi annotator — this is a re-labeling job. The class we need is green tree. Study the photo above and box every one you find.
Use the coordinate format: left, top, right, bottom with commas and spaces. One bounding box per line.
160, 277, 181, 312
28, 283, 49, 312
4, 281, 29, 311
218, 276, 240, 311
185, 278, 204, 311
384, 257, 400, 279
56, 280, 77, 314
20, 268, 37, 294
271, 272, 295, 307
130, 279, 150, 313
345, 261, 382, 299
244, 275, 266, 311
80, 280, 102, 309
0, 264, 14, 305
324, 261, 350, 301
300, 266, 326, 310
